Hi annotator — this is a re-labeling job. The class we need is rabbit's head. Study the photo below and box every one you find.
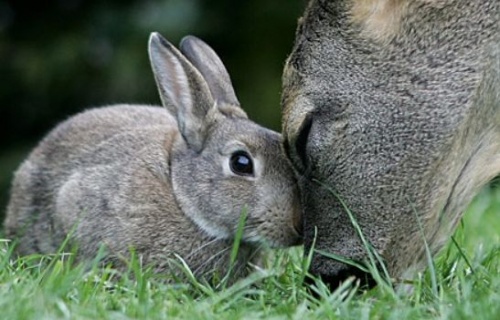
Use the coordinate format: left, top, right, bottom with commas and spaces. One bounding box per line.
148, 33, 302, 248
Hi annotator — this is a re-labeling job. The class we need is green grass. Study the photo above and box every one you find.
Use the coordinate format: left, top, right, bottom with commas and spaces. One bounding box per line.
1, 187, 500, 319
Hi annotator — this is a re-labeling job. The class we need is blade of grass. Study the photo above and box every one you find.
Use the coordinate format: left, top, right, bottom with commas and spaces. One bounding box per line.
230, 205, 248, 267
312, 178, 392, 290
300, 226, 317, 284
315, 250, 369, 273
451, 235, 475, 274
220, 205, 248, 289
409, 199, 438, 297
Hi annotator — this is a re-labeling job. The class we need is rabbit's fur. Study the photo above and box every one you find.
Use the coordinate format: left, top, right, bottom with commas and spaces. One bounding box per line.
281, 0, 499, 289
4, 33, 302, 282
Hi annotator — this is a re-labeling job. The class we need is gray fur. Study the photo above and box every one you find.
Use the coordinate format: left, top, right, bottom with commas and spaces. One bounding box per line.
5, 33, 302, 283
281, 0, 499, 286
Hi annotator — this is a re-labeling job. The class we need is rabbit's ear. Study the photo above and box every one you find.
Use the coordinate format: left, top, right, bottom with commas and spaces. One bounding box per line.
148, 32, 215, 152
179, 35, 247, 119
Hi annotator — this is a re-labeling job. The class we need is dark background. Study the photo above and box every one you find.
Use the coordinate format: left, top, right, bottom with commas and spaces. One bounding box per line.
0, 0, 305, 222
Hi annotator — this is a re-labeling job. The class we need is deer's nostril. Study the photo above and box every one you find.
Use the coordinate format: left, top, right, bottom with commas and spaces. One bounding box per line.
306, 264, 378, 294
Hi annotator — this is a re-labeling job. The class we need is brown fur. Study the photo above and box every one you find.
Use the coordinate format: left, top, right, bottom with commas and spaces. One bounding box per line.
349, 0, 408, 42
349, 0, 450, 42
282, 0, 499, 290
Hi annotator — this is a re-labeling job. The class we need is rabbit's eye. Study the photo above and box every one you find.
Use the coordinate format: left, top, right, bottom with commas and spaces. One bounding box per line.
230, 151, 254, 176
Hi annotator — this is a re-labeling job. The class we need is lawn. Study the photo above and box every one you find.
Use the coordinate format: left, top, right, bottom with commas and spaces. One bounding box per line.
0, 186, 499, 319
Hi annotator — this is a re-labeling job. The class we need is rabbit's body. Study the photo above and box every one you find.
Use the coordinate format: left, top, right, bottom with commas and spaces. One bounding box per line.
7, 105, 256, 277
5, 34, 301, 282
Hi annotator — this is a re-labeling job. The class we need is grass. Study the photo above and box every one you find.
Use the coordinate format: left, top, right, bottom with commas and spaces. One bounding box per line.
1, 186, 499, 319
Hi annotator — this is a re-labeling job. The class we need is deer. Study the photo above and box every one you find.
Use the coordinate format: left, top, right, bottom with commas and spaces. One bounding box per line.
281, 0, 499, 290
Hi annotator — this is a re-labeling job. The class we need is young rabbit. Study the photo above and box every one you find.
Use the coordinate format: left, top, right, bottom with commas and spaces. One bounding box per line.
4, 32, 302, 282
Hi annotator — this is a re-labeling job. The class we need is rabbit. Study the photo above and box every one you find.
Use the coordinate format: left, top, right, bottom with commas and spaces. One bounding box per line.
281, 0, 499, 290
4, 32, 302, 283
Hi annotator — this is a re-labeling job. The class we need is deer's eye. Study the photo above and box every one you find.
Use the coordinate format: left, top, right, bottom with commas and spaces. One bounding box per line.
295, 114, 313, 170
